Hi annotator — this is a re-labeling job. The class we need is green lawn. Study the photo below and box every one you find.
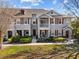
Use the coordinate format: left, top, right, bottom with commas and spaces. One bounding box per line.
0, 44, 79, 59
0, 45, 64, 56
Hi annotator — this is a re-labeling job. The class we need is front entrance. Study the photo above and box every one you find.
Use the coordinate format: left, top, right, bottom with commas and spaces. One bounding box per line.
40, 30, 48, 37
33, 29, 36, 36
8, 31, 12, 38
66, 30, 69, 38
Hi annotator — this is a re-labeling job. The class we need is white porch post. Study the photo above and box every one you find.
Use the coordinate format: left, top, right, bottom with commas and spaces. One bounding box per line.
48, 18, 50, 37
29, 28, 31, 36
69, 30, 72, 39
38, 18, 40, 38
13, 19, 16, 36
61, 17, 62, 24
29, 19, 31, 36
54, 18, 55, 24
22, 30, 24, 36
13, 30, 15, 36
6, 31, 8, 39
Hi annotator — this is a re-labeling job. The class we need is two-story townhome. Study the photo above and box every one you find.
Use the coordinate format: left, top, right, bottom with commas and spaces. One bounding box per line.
4, 8, 74, 39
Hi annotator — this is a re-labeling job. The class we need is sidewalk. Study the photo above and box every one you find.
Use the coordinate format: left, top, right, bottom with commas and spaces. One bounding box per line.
3, 42, 72, 47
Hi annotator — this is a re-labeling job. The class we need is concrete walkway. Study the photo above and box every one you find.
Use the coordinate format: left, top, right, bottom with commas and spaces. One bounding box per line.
32, 37, 37, 43
3, 42, 72, 47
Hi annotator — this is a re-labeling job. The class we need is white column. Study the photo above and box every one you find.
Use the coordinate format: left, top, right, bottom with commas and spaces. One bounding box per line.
13, 30, 15, 36
69, 30, 72, 39
29, 19, 31, 36
61, 18, 62, 24
48, 18, 50, 37
29, 29, 31, 36
38, 18, 40, 38
6, 30, 8, 39
13, 19, 16, 36
54, 18, 55, 24
22, 30, 24, 36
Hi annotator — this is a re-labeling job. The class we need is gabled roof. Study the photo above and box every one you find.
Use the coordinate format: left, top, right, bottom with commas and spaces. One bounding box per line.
37, 14, 52, 18
0, 8, 48, 17
0, 8, 74, 18
47, 10, 61, 15
15, 9, 48, 17
62, 25, 72, 29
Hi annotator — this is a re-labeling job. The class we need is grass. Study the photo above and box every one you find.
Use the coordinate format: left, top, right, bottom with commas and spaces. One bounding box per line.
0, 44, 65, 57
0, 44, 79, 59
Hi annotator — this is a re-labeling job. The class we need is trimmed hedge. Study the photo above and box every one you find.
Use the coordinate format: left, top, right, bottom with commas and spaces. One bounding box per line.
8, 37, 13, 43
53, 37, 65, 42
8, 36, 32, 43
47, 37, 65, 42
20, 37, 32, 43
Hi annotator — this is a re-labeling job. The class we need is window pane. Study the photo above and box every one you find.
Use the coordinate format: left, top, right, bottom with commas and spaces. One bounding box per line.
32, 14, 36, 18
20, 18, 24, 24
50, 18, 54, 24
17, 30, 22, 36
24, 30, 29, 36
25, 19, 28, 24
55, 18, 61, 24
62, 18, 64, 24
55, 30, 58, 36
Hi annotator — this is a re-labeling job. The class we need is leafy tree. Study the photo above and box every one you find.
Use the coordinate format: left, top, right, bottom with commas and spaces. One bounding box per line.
71, 19, 79, 39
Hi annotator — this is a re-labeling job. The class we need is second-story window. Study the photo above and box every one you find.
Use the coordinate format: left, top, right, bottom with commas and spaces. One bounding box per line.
62, 18, 64, 24
55, 18, 61, 24
20, 18, 24, 24
32, 14, 36, 18
50, 18, 54, 24
25, 18, 29, 24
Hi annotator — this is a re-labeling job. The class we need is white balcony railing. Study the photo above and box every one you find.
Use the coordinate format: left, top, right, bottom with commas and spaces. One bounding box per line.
40, 24, 49, 27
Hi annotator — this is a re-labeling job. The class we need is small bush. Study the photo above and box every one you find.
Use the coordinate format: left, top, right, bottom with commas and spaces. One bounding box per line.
53, 37, 65, 42
8, 37, 13, 43
47, 38, 53, 42
46, 37, 65, 42
12, 36, 20, 43
47, 36, 54, 42
8, 35, 32, 43
20, 37, 32, 43
8, 36, 20, 43
21, 36, 31, 38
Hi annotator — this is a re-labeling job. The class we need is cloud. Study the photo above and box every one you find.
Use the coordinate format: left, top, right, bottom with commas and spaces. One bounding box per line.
21, 0, 43, 3
21, 6, 31, 8
21, 0, 43, 6
64, 0, 68, 3
52, 0, 57, 4
13, 5, 17, 8
32, 3, 39, 6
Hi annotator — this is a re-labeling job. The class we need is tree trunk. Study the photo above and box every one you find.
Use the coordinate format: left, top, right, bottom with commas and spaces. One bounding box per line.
0, 31, 3, 49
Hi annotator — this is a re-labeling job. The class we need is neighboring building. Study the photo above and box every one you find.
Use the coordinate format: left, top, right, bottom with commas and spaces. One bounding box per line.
3, 8, 74, 39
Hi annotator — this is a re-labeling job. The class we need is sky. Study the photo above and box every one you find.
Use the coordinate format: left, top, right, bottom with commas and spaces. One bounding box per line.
5, 0, 69, 14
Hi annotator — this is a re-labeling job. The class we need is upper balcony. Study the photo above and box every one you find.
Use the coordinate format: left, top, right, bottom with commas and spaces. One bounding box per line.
40, 24, 49, 27
39, 18, 49, 27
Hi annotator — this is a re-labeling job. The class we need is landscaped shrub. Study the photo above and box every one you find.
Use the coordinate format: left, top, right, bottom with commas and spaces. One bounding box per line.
20, 37, 32, 43
47, 38, 52, 42
8, 37, 13, 43
8, 35, 32, 43
47, 36, 54, 42
21, 35, 32, 38
53, 37, 65, 42
46, 37, 65, 42
12, 36, 20, 43
8, 36, 20, 43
